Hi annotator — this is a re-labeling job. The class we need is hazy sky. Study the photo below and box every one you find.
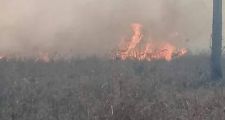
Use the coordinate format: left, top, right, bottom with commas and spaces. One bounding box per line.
0, 0, 224, 57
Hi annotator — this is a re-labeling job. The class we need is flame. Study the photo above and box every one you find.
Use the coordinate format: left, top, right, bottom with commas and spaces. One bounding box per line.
36, 52, 50, 63
0, 23, 187, 62
0, 52, 51, 62
127, 23, 143, 51
0, 54, 6, 60
114, 23, 187, 61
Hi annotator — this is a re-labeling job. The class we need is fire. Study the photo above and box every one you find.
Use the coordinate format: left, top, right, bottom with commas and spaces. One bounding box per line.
114, 23, 187, 61
0, 52, 51, 63
0, 54, 6, 60
127, 23, 143, 51
36, 52, 50, 63
0, 23, 187, 62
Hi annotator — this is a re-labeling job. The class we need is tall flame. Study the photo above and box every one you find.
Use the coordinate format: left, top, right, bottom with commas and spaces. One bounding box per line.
114, 23, 187, 61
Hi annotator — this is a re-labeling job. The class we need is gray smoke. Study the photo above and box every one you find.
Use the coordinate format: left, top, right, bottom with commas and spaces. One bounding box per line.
0, 0, 223, 57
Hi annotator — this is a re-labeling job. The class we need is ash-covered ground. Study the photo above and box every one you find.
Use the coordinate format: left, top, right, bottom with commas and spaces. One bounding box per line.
1, 54, 225, 120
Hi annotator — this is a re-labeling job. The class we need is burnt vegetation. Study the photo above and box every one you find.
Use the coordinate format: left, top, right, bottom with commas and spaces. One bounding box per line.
1, 54, 225, 120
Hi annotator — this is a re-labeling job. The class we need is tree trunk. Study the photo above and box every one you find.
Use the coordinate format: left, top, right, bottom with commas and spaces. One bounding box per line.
211, 0, 223, 80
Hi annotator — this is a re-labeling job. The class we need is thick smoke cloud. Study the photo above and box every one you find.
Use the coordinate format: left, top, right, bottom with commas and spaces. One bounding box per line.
0, 0, 223, 57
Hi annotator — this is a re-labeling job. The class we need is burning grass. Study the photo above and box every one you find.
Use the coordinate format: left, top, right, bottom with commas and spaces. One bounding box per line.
1, 54, 225, 120
113, 23, 188, 61
0, 23, 188, 63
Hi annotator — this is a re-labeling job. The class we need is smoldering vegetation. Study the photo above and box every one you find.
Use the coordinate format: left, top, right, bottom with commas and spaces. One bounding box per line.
1, 54, 225, 120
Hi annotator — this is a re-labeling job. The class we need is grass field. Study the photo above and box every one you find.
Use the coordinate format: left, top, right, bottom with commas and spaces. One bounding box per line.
1, 54, 225, 120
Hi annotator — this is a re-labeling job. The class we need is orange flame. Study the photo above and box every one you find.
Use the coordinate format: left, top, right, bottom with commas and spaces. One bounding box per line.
114, 23, 187, 61
36, 52, 50, 63
0, 54, 5, 60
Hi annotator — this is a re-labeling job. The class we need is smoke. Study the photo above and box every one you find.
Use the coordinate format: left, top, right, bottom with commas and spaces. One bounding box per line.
0, 0, 222, 57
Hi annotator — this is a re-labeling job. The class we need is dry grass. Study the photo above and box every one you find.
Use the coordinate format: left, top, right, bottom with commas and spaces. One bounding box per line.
1, 54, 225, 120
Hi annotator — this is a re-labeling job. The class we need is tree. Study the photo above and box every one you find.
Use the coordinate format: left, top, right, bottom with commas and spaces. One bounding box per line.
211, 0, 223, 80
